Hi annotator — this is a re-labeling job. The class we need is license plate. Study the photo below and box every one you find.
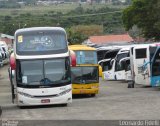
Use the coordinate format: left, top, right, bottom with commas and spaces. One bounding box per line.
41, 99, 50, 103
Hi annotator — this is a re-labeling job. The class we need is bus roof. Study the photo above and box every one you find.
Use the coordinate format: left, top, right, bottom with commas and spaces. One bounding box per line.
68, 45, 96, 51
15, 27, 66, 35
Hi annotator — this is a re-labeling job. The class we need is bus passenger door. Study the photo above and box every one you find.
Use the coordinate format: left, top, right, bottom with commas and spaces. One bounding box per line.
133, 47, 150, 85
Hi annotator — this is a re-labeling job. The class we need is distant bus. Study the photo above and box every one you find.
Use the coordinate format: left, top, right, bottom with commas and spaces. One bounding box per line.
114, 47, 130, 80
128, 44, 157, 88
101, 48, 121, 80
69, 45, 99, 96
127, 43, 160, 88
9, 27, 75, 107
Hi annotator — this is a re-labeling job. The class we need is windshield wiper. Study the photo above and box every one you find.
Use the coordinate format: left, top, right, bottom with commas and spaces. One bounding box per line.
84, 62, 94, 64
72, 80, 81, 84
85, 80, 98, 83
29, 81, 40, 85
40, 78, 53, 85
40, 78, 68, 85
39, 85, 51, 88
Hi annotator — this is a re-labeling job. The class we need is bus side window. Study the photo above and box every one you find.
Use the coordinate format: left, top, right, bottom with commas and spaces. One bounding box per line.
135, 48, 147, 59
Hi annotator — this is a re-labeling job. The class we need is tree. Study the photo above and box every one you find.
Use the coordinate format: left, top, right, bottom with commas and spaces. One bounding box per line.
122, 0, 160, 41
67, 25, 103, 45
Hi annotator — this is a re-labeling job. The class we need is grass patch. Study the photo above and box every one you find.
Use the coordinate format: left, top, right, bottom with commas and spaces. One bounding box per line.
0, 3, 110, 16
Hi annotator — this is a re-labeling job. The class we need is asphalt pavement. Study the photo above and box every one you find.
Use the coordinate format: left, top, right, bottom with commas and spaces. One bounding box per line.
1, 65, 160, 126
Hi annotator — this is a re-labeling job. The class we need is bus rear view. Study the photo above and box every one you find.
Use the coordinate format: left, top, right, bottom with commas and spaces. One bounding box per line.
9, 27, 72, 106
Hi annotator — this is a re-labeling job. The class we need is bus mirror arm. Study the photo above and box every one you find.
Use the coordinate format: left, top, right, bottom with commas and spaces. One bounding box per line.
142, 61, 152, 68
8, 67, 15, 103
143, 69, 149, 79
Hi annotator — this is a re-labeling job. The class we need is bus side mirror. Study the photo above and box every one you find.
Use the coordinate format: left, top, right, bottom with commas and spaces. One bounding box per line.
10, 53, 16, 70
110, 59, 114, 66
12, 70, 15, 78
69, 50, 76, 67
8, 67, 15, 79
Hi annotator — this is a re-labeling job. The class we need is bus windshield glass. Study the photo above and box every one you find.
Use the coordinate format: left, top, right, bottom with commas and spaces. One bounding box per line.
115, 52, 129, 71
102, 60, 112, 71
16, 58, 71, 87
152, 48, 160, 76
116, 52, 129, 62
75, 51, 97, 64
16, 30, 67, 55
71, 66, 98, 84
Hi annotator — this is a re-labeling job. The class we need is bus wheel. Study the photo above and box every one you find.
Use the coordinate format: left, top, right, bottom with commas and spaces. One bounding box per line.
114, 75, 117, 80
18, 106, 26, 109
128, 81, 134, 88
91, 94, 96, 97
0, 63, 3, 67
60, 103, 67, 107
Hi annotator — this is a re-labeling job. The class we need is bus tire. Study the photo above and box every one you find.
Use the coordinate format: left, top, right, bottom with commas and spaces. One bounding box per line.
60, 103, 67, 107
18, 106, 26, 109
128, 81, 134, 88
114, 75, 116, 80
0, 63, 3, 67
91, 94, 96, 97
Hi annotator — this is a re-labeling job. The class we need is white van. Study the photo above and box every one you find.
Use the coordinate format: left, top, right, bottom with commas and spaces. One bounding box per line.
0, 41, 9, 64
0, 51, 3, 67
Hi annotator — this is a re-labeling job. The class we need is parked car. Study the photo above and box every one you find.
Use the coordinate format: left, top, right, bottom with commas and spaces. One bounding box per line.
0, 52, 3, 67
0, 44, 9, 65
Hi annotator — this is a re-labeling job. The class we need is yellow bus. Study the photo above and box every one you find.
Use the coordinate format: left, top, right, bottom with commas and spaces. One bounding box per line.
69, 45, 99, 96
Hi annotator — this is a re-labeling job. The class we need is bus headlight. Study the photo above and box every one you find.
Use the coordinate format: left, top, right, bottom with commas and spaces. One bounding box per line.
18, 91, 33, 98
57, 88, 72, 96
91, 86, 98, 88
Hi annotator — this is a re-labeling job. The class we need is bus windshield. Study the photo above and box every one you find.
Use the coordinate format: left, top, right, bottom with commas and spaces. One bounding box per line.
102, 60, 112, 71
71, 66, 98, 84
115, 52, 129, 71
16, 30, 68, 55
16, 57, 71, 87
152, 48, 160, 76
75, 51, 97, 64
97, 50, 108, 61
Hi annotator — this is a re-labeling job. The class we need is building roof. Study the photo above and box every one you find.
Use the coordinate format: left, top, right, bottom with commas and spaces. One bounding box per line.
0, 33, 14, 39
89, 34, 134, 44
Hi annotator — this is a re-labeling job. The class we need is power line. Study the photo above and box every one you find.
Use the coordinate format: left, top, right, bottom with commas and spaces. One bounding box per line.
60, 11, 122, 18
0, 10, 123, 23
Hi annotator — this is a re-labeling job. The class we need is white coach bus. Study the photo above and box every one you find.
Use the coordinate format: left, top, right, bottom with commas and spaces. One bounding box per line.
127, 43, 158, 88
9, 27, 76, 107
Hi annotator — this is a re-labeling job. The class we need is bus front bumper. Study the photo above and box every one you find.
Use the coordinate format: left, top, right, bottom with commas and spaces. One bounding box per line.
17, 93, 72, 106
72, 84, 99, 95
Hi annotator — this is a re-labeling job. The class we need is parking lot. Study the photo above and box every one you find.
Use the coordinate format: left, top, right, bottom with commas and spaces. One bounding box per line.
1, 65, 160, 123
